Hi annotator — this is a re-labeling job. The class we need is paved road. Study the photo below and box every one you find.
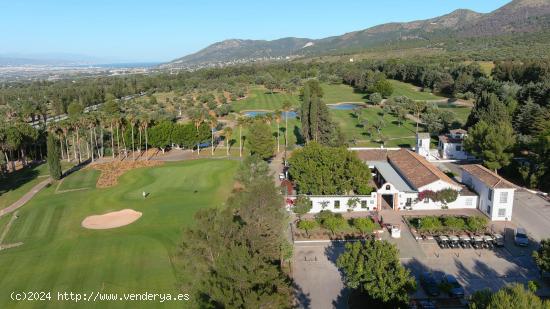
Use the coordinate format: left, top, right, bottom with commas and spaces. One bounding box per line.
512, 191, 550, 242
0, 178, 51, 218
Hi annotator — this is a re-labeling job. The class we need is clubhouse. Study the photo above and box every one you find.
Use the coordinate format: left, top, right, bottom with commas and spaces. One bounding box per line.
286, 148, 516, 222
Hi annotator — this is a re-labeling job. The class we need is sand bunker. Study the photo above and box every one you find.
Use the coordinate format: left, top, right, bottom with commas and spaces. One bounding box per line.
82, 209, 142, 229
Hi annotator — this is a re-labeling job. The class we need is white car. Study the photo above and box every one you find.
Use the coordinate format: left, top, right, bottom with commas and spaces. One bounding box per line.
279, 173, 285, 180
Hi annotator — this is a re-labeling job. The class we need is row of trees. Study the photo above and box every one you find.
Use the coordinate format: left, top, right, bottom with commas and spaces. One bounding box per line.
177, 156, 292, 308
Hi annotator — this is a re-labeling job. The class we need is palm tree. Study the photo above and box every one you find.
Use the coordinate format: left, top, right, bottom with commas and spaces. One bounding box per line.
281, 101, 292, 153
190, 108, 207, 155
274, 110, 282, 153
208, 112, 218, 156
236, 116, 249, 158
224, 127, 233, 156
128, 112, 137, 160
140, 115, 150, 160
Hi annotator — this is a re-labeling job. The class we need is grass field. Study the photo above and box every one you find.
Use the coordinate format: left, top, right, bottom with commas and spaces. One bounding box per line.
57, 169, 100, 192
0, 159, 238, 308
331, 107, 420, 147
0, 161, 75, 211
321, 84, 367, 104
230, 88, 300, 112
389, 80, 445, 101
437, 103, 472, 125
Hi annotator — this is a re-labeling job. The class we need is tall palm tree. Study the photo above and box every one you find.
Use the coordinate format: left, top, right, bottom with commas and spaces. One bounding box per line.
140, 115, 150, 160
236, 116, 249, 158
208, 111, 217, 156
128, 112, 137, 161
224, 127, 233, 156
190, 108, 207, 155
274, 110, 282, 153
281, 101, 292, 154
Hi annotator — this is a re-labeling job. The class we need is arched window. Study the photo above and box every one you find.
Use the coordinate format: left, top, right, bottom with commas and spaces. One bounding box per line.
385, 185, 390, 190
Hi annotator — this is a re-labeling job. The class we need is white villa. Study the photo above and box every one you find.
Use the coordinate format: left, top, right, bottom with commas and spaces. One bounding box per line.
286, 149, 516, 221
438, 129, 472, 160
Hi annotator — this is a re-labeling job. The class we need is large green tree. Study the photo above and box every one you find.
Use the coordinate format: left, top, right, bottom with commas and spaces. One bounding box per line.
336, 240, 416, 305
289, 142, 372, 195
464, 120, 515, 172
179, 158, 291, 308
46, 133, 62, 180
300, 80, 343, 146
470, 283, 550, 309
533, 239, 550, 275
247, 119, 275, 160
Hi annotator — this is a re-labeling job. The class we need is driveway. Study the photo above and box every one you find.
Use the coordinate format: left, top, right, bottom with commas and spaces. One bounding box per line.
512, 191, 550, 242
293, 242, 347, 309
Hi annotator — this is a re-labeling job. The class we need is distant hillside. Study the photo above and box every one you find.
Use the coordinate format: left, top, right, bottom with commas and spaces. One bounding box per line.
165, 0, 550, 68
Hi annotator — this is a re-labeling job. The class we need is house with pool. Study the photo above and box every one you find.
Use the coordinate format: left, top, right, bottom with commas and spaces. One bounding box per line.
286, 149, 516, 221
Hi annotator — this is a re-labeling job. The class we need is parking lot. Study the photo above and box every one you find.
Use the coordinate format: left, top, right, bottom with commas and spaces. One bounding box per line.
292, 219, 549, 308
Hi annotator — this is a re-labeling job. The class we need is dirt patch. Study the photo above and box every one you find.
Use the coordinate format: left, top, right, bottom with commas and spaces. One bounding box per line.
82, 209, 142, 229
91, 160, 163, 188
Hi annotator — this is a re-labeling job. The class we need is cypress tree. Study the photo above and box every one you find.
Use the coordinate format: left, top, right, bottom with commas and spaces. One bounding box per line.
47, 133, 62, 180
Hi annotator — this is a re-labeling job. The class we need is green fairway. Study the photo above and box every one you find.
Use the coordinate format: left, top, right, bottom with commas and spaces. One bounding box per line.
330, 107, 421, 147
389, 80, 445, 101
321, 83, 367, 104
437, 103, 472, 125
56, 169, 100, 192
0, 159, 238, 309
230, 87, 299, 112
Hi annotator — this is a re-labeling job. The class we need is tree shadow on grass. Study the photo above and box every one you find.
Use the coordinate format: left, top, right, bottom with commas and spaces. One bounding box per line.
293, 126, 305, 145
0, 164, 40, 197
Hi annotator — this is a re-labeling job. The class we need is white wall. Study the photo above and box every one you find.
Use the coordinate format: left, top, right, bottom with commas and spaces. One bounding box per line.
418, 180, 462, 192
416, 137, 431, 159
439, 142, 469, 160
411, 194, 478, 210
287, 194, 378, 213
461, 170, 515, 221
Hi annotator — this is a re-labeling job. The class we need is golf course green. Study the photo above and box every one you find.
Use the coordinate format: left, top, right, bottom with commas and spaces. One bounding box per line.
0, 159, 238, 308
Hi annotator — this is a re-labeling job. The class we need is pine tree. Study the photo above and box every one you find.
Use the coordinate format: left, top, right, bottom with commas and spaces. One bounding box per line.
46, 133, 62, 180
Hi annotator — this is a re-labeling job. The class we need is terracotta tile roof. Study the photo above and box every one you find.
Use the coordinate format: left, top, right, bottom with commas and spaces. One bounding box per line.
439, 135, 463, 144
450, 129, 467, 135
354, 149, 396, 162
461, 164, 517, 189
388, 149, 458, 189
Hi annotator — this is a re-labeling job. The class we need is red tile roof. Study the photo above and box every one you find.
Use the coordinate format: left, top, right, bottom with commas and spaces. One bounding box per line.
461, 164, 517, 189
388, 149, 458, 189
354, 149, 396, 162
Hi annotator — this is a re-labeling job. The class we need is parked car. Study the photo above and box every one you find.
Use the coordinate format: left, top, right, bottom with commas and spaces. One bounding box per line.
459, 235, 471, 248
436, 235, 449, 249
494, 233, 505, 247
449, 236, 460, 248
483, 235, 494, 249
515, 228, 529, 247
441, 274, 465, 298
279, 173, 285, 180
472, 236, 484, 249
420, 272, 440, 297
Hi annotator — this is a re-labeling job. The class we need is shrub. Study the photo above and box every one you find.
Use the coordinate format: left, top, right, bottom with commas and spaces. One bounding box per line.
353, 217, 376, 235
466, 216, 488, 233
297, 220, 318, 238
293, 195, 312, 218
444, 216, 466, 233
418, 216, 442, 234
322, 215, 346, 235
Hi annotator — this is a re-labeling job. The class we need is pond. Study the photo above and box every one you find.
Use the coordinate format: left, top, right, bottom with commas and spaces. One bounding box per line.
242, 110, 297, 118
327, 103, 364, 110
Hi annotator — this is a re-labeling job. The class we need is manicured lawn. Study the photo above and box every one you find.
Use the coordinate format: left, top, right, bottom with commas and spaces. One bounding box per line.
0, 162, 76, 211
331, 107, 421, 147
389, 80, 445, 101
230, 87, 300, 112
57, 169, 100, 191
436, 103, 472, 125
321, 84, 367, 104
0, 159, 238, 308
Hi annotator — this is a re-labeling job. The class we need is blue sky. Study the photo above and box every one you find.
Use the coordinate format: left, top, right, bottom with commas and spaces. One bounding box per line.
0, 0, 511, 63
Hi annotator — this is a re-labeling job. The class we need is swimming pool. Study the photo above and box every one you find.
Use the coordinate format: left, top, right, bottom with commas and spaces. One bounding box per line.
327, 103, 364, 110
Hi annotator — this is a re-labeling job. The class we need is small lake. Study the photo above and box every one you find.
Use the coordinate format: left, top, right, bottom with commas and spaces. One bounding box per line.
242, 111, 297, 119
327, 103, 364, 110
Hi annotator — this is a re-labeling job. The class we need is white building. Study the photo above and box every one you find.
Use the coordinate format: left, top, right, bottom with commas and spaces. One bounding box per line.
438, 129, 472, 160
461, 164, 517, 221
416, 133, 431, 159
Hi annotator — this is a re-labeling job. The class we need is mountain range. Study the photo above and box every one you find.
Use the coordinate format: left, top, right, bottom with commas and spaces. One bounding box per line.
165, 0, 550, 68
